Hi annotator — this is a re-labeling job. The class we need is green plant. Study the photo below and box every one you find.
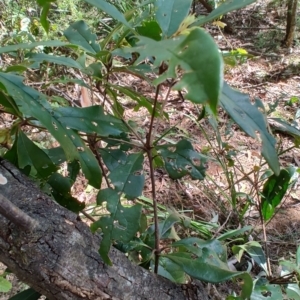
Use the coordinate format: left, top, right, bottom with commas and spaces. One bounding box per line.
231, 242, 300, 300
0, 272, 12, 293
1, 0, 298, 298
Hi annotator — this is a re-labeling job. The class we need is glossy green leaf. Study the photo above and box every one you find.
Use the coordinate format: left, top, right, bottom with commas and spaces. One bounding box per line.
40, 2, 50, 33
170, 29, 223, 113
17, 131, 57, 178
172, 237, 227, 262
297, 245, 300, 267
220, 82, 280, 176
64, 21, 100, 54
286, 283, 300, 300
9, 288, 41, 300
91, 188, 142, 265
279, 260, 300, 274
3, 137, 19, 167
160, 211, 182, 238
136, 20, 162, 41
112, 65, 153, 81
217, 225, 252, 241
100, 149, 127, 171
4, 65, 28, 73
155, 0, 193, 37
109, 153, 145, 199
110, 85, 158, 116
165, 251, 253, 298
0, 40, 68, 54
261, 169, 291, 221
0, 72, 102, 188
57, 106, 128, 137
27, 53, 83, 69
251, 278, 282, 300
268, 117, 300, 139
194, 0, 257, 26
232, 241, 268, 275
85, 62, 103, 78
43, 147, 66, 165
0, 91, 21, 115
125, 28, 223, 113
48, 172, 85, 212
159, 139, 207, 180
67, 160, 80, 182
0, 276, 12, 292
82, 0, 132, 28
157, 256, 188, 283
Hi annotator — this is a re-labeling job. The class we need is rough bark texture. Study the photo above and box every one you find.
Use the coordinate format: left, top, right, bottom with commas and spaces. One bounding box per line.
0, 159, 210, 300
284, 0, 298, 47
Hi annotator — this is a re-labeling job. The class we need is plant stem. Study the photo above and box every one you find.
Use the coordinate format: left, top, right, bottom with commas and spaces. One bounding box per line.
146, 85, 161, 274
255, 174, 272, 277
147, 149, 160, 273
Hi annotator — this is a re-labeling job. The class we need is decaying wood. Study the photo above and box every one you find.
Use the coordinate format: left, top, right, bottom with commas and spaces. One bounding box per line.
0, 159, 210, 300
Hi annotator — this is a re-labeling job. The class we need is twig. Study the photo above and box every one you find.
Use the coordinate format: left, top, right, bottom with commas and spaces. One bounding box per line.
80, 209, 96, 223
212, 211, 233, 239
0, 194, 39, 231
145, 84, 161, 274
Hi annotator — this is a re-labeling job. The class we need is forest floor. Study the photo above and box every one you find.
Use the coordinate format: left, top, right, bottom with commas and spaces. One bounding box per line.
0, 0, 300, 299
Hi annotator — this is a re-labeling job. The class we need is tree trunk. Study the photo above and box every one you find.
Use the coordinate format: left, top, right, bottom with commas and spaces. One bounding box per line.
284, 0, 298, 47
0, 159, 210, 300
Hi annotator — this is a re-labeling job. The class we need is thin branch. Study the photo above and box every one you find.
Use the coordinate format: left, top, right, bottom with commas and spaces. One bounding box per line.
80, 209, 96, 223
145, 84, 162, 274
0, 194, 39, 231
146, 149, 160, 274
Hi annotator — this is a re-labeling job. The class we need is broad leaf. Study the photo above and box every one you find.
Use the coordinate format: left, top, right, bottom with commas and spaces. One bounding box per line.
136, 20, 162, 41
261, 169, 291, 221
27, 53, 83, 69
251, 278, 282, 300
17, 131, 57, 179
100, 149, 127, 171
64, 21, 101, 54
0, 276, 11, 292
172, 237, 227, 262
194, 0, 257, 26
0, 91, 21, 115
155, 0, 193, 37
286, 283, 300, 300
109, 153, 145, 199
159, 139, 207, 180
232, 241, 268, 275
43, 147, 66, 165
165, 251, 253, 298
39, 1, 51, 33
268, 117, 300, 141
4, 65, 28, 73
220, 82, 280, 175
0, 72, 102, 188
157, 256, 188, 283
297, 245, 300, 267
48, 172, 85, 212
9, 288, 41, 300
82, 0, 132, 28
124, 28, 223, 113
57, 106, 128, 137
217, 225, 252, 241
91, 188, 142, 265
110, 85, 159, 116
0, 40, 68, 54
